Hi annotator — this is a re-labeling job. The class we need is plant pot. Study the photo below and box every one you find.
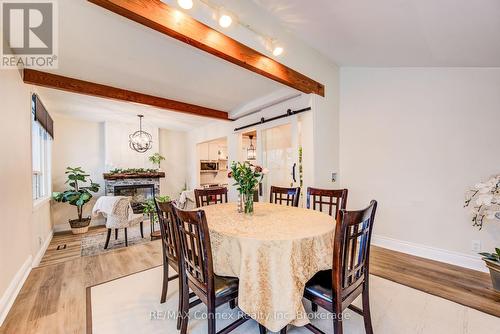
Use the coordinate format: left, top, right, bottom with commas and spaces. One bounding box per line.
484, 259, 500, 291
69, 217, 91, 235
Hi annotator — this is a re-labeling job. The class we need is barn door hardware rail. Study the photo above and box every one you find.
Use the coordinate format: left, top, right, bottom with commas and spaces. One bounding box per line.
234, 107, 311, 132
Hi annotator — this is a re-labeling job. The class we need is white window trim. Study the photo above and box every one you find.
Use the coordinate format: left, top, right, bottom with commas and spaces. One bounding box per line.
31, 94, 53, 205
33, 196, 51, 211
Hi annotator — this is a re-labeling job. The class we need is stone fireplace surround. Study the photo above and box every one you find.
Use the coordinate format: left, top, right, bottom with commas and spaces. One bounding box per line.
103, 172, 165, 199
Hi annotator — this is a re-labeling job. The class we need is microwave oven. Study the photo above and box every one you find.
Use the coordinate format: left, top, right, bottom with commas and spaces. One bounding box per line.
200, 161, 219, 171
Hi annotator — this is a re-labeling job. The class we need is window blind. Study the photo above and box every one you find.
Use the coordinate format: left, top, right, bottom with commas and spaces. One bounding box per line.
33, 94, 54, 139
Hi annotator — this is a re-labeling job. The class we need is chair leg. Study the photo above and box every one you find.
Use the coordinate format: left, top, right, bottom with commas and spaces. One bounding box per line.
124, 228, 128, 247
114, 229, 118, 240
229, 299, 236, 309
333, 316, 343, 334
207, 301, 216, 334
258, 324, 266, 334
176, 271, 183, 330
140, 221, 144, 238
362, 288, 374, 334
160, 259, 169, 304
104, 229, 111, 249
180, 279, 189, 334
312, 302, 318, 312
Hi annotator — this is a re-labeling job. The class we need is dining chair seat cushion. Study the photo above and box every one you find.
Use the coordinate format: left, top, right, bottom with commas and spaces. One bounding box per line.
214, 275, 239, 299
304, 270, 334, 304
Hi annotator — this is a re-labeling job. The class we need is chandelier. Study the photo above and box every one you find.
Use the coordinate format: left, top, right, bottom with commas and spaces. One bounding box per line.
247, 135, 256, 160
129, 115, 153, 153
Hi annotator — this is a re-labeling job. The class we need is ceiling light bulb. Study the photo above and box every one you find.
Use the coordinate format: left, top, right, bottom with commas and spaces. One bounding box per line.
177, 0, 193, 10
273, 46, 284, 56
218, 14, 232, 28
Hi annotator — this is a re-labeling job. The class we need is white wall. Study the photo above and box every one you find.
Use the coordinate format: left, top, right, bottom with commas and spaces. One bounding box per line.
51, 115, 106, 229
104, 121, 159, 171
51, 116, 188, 229
159, 128, 188, 199
340, 68, 500, 270
0, 70, 52, 325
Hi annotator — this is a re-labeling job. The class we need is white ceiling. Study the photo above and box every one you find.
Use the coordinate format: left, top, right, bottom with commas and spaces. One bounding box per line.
37, 88, 217, 131
41, 0, 290, 127
253, 0, 500, 66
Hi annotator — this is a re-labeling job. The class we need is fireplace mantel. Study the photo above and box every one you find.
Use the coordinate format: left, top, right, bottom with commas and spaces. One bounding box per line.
103, 172, 165, 180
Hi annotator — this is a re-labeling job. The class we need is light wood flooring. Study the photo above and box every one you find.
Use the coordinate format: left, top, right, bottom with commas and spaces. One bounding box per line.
0, 229, 498, 334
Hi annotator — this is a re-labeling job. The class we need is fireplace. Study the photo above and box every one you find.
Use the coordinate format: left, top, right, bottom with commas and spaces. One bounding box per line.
103, 171, 165, 206
113, 184, 155, 203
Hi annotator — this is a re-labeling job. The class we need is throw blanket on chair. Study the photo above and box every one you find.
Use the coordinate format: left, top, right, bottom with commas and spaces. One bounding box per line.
92, 196, 126, 219
92, 196, 144, 229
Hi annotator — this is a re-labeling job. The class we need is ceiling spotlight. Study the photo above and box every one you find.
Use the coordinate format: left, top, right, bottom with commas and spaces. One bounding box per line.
271, 39, 284, 56
273, 45, 284, 56
218, 8, 234, 28
177, 0, 193, 10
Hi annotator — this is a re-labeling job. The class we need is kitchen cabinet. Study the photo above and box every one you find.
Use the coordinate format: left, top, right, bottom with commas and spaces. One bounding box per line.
208, 143, 219, 161
199, 143, 209, 160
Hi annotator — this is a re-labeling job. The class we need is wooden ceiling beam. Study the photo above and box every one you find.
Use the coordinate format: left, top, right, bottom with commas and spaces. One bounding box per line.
87, 0, 325, 97
23, 69, 230, 120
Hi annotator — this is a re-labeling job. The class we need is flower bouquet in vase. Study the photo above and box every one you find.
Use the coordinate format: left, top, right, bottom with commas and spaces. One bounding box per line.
464, 175, 500, 291
229, 162, 268, 214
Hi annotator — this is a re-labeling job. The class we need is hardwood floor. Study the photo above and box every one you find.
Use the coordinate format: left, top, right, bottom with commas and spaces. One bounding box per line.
370, 245, 500, 318
0, 234, 162, 334
0, 232, 498, 333
38, 227, 108, 267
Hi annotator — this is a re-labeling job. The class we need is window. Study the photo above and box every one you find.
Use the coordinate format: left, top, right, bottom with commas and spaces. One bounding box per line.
32, 95, 52, 202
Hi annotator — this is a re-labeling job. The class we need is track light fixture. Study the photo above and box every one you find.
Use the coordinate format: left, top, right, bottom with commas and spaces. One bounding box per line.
179, 0, 284, 56
177, 0, 193, 10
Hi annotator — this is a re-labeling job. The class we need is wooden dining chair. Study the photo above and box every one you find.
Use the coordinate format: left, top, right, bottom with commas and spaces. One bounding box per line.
154, 199, 183, 329
173, 206, 249, 334
306, 187, 348, 218
300, 200, 378, 334
269, 186, 301, 207
194, 187, 228, 208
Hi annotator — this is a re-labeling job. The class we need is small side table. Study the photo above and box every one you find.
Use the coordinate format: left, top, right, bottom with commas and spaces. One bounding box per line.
148, 213, 162, 241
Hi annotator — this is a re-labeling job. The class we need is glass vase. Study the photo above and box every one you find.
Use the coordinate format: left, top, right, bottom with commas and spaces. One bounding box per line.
242, 192, 254, 215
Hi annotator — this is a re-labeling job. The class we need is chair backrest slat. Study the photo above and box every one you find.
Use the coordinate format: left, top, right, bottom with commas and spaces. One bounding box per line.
332, 200, 377, 309
172, 206, 215, 294
155, 200, 179, 267
194, 187, 228, 208
269, 186, 300, 207
306, 187, 348, 219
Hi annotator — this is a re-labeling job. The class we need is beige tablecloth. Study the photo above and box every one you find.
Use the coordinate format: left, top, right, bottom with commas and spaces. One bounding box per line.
202, 202, 334, 332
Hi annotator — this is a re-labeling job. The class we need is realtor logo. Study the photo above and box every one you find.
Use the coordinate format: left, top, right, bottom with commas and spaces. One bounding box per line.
1, 0, 58, 69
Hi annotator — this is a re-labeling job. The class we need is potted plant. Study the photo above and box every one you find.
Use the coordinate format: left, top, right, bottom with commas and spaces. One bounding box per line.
149, 153, 165, 170
479, 249, 500, 290
52, 167, 100, 234
229, 162, 268, 214
143, 195, 170, 240
465, 175, 500, 290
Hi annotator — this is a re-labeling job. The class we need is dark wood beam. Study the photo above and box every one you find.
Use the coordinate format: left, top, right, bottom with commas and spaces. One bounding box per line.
87, 0, 325, 97
23, 69, 229, 120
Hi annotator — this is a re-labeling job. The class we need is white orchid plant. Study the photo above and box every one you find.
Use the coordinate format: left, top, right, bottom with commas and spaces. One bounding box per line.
464, 175, 500, 230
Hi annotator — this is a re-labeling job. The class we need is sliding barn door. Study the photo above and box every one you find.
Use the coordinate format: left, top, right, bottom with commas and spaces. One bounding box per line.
261, 120, 300, 203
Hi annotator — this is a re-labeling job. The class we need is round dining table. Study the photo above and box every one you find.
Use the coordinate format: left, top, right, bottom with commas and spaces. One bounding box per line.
202, 202, 335, 332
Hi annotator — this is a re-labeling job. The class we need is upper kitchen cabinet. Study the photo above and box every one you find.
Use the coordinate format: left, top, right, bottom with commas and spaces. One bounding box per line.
208, 142, 220, 161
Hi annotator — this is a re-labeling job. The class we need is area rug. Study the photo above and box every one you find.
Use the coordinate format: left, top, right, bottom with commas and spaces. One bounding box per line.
81, 223, 154, 257
87, 267, 499, 334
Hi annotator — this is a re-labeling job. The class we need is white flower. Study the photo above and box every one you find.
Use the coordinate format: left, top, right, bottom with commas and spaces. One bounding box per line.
485, 210, 499, 220
262, 168, 269, 175
474, 182, 488, 189
476, 194, 493, 206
